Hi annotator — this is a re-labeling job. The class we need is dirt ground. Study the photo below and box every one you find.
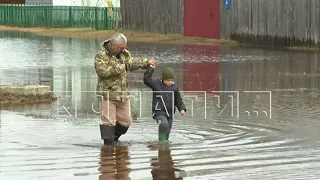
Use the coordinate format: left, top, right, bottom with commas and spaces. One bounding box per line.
0, 25, 238, 45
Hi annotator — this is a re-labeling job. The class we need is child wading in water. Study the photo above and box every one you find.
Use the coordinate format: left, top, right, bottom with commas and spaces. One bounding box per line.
143, 64, 186, 143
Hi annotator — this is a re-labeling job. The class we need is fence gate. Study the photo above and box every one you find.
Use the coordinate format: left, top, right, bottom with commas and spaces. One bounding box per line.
183, 0, 220, 39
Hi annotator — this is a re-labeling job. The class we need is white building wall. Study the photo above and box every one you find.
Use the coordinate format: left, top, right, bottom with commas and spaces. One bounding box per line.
52, 0, 77, 6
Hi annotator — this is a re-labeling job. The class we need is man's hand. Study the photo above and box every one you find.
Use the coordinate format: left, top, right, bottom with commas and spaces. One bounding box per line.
147, 59, 156, 66
180, 110, 186, 116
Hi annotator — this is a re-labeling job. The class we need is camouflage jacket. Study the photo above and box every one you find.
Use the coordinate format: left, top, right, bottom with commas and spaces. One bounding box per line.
94, 40, 148, 102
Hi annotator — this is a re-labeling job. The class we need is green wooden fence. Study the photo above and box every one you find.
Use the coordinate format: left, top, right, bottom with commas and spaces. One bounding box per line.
0, 4, 121, 30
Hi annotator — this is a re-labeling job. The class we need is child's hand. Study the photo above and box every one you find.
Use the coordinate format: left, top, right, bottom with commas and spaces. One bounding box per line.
180, 110, 186, 116
150, 64, 155, 68
147, 59, 156, 66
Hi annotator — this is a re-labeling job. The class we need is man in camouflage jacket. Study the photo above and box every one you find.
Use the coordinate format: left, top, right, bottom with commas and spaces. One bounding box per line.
94, 33, 155, 145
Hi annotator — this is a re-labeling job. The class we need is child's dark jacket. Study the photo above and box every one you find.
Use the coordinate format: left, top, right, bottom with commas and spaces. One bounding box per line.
143, 66, 186, 119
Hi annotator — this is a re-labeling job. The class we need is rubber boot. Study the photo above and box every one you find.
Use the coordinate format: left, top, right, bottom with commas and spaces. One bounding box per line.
100, 124, 115, 145
114, 122, 129, 142
165, 134, 172, 144
158, 133, 169, 143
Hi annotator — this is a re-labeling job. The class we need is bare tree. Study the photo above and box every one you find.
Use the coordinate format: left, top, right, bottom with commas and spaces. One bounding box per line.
95, 0, 104, 7
77, 0, 105, 7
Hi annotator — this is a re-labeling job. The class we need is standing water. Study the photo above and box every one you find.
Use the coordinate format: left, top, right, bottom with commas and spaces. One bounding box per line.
1, 31, 320, 180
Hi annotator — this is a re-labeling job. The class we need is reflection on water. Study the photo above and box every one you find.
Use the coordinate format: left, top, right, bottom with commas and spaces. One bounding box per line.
1, 31, 320, 179
98, 146, 131, 180
149, 146, 185, 180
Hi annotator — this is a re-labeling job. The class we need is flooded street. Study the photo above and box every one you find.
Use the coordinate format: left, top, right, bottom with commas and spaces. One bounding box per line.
1, 31, 320, 179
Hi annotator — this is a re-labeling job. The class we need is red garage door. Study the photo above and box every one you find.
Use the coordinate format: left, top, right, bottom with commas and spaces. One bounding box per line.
182, 44, 220, 92
184, 0, 220, 39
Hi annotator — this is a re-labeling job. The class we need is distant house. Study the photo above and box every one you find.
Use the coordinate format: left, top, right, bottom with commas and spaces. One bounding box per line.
0, 0, 120, 7
0, 0, 53, 4
25, 0, 52, 4
0, 0, 26, 3
0, 0, 52, 4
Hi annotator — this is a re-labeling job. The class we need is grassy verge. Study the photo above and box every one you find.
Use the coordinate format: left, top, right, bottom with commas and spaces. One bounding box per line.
0, 25, 238, 45
0, 92, 57, 105
287, 46, 320, 52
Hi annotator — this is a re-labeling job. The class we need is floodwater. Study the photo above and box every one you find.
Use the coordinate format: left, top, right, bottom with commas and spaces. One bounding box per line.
1, 31, 320, 180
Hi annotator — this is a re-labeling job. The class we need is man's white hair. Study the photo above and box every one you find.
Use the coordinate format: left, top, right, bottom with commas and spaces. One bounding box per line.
110, 33, 127, 45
